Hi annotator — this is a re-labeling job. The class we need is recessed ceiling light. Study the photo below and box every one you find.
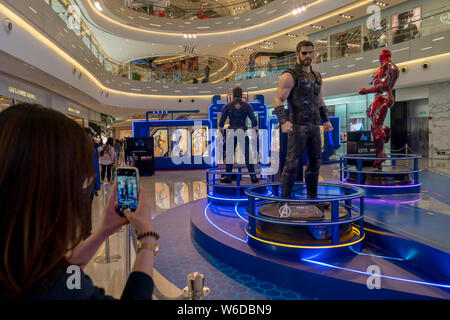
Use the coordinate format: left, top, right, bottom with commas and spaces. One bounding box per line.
375, 1, 388, 7
94, 1, 103, 11
292, 5, 306, 15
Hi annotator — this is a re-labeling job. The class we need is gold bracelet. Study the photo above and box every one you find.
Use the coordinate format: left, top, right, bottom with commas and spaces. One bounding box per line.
137, 242, 159, 256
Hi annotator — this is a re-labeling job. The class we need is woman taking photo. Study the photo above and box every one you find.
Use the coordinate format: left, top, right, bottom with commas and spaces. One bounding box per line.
0, 104, 157, 300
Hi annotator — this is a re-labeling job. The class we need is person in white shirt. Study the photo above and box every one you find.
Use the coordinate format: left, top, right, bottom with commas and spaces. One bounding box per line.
100, 137, 116, 182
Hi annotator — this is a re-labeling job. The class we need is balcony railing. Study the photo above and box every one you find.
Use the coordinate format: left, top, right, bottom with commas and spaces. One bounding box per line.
233, 5, 450, 80
42, 0, 233, 83
126, 0, 276, 20
6, 0, 450, 97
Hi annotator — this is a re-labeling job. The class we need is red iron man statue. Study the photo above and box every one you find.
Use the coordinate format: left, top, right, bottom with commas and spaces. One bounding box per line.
358, 50, 399, 169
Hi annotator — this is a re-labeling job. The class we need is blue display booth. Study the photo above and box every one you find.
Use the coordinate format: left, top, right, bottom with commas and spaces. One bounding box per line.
133, 113, 211, 170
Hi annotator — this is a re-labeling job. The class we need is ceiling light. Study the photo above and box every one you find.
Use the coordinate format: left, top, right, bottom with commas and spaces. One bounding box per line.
94, 1, 103, 11
339, 14, 353, 19
292, 4, 307, 14
375, 1, 388, 7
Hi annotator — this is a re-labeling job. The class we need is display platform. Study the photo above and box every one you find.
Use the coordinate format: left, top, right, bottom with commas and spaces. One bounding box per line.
243, 182, 365, 259
190, 168, 450, 299
190, 198, 449, 299
148, 165, 449, 299
256, 202, 353, 245
340, 153, 422, 195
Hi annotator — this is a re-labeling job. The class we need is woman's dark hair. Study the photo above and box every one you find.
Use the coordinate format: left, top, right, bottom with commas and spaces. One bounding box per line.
107, 137, 114, 147
0, 103, 95, 299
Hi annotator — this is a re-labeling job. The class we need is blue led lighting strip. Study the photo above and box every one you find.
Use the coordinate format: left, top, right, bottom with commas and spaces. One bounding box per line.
302, 259, 450, 289
204, 203, 247, 243
207, 193, 248, 202
234, 203, 249, 223
349, 247, 404, 261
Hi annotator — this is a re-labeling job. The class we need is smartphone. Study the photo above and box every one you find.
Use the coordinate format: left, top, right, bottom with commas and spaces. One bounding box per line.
116, 167, 139, 217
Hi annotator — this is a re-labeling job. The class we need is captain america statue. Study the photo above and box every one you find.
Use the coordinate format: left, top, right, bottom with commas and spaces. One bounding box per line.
219, 87, 259, 184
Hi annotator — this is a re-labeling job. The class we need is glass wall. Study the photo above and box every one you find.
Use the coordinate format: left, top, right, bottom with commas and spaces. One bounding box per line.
363, 18, 388, 51
126, 0, 277, 20
312, 38, 328, 63
324, 94, 391, 155
330, 26, 362, 60
42, 0, 450, 84
241, 3, 450, 80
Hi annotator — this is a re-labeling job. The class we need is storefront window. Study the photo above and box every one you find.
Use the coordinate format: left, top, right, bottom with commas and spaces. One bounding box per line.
313, 38, 328, 63
0, 96, 14, 112
51, 0, 68, 14
363, 18, 388, 51
67, 114, 84, 127
392, 7, 421, 45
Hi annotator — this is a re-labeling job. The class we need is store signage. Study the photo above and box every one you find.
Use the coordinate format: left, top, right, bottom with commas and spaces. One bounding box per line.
440, 12, 450, 24
68, 107, 81, 115
131, 59, 151, 66
8, 86, 37, 101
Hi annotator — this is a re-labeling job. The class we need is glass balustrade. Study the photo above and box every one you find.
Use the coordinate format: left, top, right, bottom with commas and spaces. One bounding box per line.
124, 0, 277, 20
43, 0, 450, 85
233, 5, 450, 80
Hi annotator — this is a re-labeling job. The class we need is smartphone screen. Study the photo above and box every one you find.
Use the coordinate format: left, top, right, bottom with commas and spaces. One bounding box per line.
117, 168, 139, 214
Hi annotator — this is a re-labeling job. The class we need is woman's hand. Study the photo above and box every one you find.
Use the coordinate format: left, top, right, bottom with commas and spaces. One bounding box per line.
99, 183, 129, 236
123, 184, 154, 234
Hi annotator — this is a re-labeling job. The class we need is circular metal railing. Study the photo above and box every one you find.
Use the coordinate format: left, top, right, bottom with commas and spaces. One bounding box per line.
206, 165, 274, 203
244, 182, 365, 247
339, 153, 423, 193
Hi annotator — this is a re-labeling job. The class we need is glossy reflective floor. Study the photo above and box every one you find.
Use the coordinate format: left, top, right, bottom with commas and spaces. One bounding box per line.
84, 170, 207, 299
83, 159, 450, 299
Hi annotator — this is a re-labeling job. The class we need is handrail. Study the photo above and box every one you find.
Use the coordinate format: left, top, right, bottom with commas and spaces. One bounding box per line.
233, 6, 450, 79
244, 205, 363, 226
245, 182, 365, 202
126, 0, 276, 19
15, 0, 450, 88
340, 153, 421, 160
